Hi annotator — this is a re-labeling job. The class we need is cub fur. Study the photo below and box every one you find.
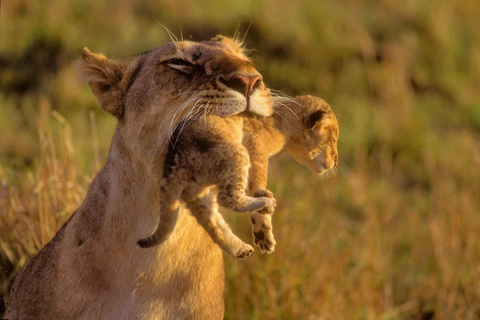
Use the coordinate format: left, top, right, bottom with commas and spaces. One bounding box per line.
137, 114, 275, 259
137, 95, 338, 259
244, 95, 339, 253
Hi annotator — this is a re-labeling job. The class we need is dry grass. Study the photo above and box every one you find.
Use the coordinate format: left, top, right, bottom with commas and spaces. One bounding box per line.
0, 110, 92, 301
2, 0, 480, 318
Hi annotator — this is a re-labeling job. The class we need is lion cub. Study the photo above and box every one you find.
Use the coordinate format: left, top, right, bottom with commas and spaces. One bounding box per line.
243, 95, 339, 254
138, 95, 338, 259
137, 114, 276, 258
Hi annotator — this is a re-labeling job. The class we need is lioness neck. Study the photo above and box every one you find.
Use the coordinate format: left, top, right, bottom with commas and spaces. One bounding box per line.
67, 127, 225, 319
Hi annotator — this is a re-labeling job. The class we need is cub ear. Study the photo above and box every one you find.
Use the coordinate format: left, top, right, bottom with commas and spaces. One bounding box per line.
305, 110, 327, 129
78, 47, 128, 118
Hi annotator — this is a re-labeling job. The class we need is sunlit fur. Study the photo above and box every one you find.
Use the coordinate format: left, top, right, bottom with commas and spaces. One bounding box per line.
268, 94, 339, 176
5, 36, 272, 320
134, 95, 338, 261
241, 95, 339, 253
137, 94, 340, 260
136, 114, 276, 259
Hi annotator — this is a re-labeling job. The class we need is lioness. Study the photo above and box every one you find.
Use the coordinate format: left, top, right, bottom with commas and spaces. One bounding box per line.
5, 36, 273, 320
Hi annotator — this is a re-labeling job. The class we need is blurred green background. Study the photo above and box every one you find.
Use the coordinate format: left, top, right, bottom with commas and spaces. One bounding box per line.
1, 0, 480, 318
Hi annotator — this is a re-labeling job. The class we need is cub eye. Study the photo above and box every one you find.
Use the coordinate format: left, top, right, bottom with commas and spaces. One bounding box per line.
163, 58, 195, 73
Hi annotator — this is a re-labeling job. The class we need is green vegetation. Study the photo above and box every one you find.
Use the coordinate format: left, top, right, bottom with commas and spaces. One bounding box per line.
1, 0, 480, 318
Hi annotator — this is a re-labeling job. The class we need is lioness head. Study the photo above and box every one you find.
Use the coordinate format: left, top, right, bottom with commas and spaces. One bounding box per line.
78, 36, 273, 162
282, 95, 339, 175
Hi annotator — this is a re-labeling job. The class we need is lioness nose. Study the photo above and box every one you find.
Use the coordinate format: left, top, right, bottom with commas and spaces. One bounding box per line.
222, 74, 262, 97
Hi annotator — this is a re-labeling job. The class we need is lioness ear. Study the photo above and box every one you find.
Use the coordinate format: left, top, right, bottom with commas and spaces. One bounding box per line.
305, 110, 327, 129
78, 47, 128, 118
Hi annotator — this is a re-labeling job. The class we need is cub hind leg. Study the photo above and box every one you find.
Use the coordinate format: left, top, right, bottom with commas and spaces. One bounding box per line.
185, 187, 254, 259
250, 212, 276, 254
249, 188, 276, 254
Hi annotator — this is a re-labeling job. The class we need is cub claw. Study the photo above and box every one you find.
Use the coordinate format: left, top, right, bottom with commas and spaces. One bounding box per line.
259, 205, 275, 214
233, 243, 254, 259
254, 189, 274, 198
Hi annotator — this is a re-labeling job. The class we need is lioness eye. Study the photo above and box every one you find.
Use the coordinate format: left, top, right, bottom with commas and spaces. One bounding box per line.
164, 58, 194, 67
163, 58, 195, 73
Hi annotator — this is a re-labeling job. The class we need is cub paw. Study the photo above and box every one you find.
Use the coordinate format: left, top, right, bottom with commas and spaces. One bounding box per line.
259, 204, 275, 214
249, 196, 276, 212
263, 197, 276, 207
250, 213, 276, 254
233, 243, 255, 259
254, 188, 274, 198
254, 189, 276, 207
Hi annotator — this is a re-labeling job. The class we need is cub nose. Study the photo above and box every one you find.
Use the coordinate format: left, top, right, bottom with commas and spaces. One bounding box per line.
221, 74, 262, 97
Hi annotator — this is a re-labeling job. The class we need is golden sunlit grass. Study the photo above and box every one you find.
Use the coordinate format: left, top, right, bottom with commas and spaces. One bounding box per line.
2, 112, 479, 319
0, 111, 92, 299
2, 0, 480, 318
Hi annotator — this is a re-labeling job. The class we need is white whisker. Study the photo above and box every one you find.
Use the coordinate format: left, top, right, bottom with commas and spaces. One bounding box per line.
171, 101, 206, 148
233, 23, 241, 43
274, 102, 300, 119
170, 97, 200, 133
169, 99, 202, 144
156, 21, 179, 47
202, 102, 212, 125
272, 110, 287, 121
166, 90, 196, 102
146, 97, 202, 173
161, 97, 199, 130
270, 90, 305, 109
272, 95, 305, 109
158, 98, 201, 153
241, 22, 252, 44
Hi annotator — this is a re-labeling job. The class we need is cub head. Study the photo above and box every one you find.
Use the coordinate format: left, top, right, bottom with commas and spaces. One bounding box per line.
283, 95, 339, 176
78, 36, 273, 159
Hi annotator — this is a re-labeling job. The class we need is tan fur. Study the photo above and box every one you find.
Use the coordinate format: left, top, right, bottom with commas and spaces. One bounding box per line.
137, 95, 338, 261
243, 95, 339, 253
137, 114, 275, 259
5, 36, 273, 320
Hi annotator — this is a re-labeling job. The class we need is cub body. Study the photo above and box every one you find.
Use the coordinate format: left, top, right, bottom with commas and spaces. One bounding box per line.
137, 114, 275, 259
137, 95, 339, 258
